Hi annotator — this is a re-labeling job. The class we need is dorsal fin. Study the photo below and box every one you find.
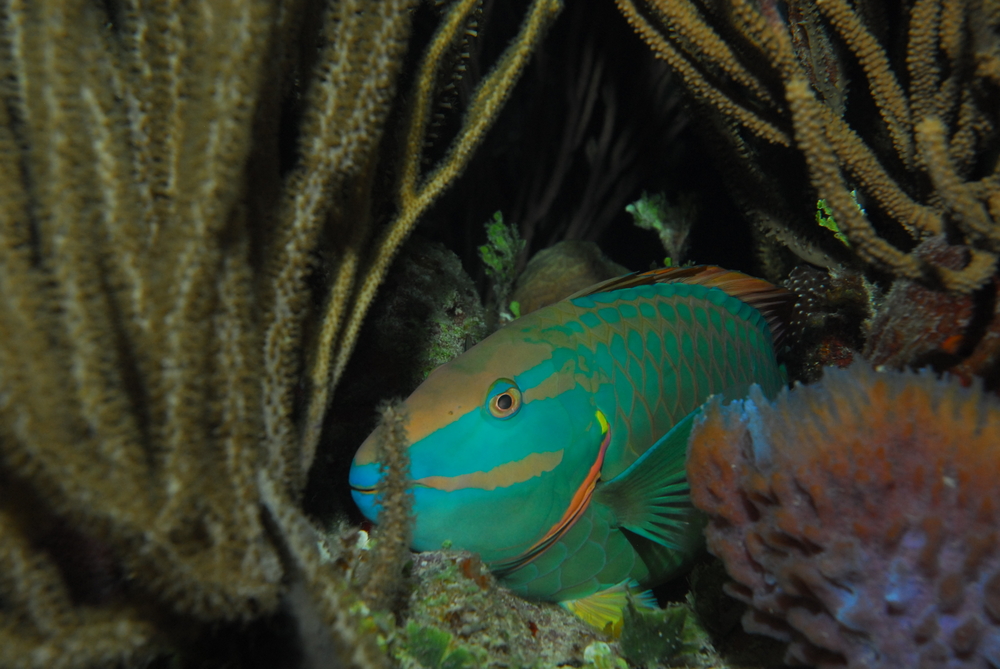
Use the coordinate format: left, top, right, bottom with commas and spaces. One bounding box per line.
568, 265, 793, 347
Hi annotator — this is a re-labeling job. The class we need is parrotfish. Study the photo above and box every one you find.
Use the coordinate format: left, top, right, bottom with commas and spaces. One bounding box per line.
350, 265, 790, 628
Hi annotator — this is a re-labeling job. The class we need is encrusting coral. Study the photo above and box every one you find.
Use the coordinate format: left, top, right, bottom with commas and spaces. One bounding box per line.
864, 236, 1000, 388
0, 0, 561, 665
350, 237, 488, 394
687, 364, 1000, 668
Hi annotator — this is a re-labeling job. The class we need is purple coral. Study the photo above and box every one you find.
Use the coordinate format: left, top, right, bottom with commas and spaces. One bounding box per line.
687, 364, 1000, 668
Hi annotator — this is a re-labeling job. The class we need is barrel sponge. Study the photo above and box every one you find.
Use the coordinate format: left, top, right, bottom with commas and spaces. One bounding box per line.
687, 364, 1000, 668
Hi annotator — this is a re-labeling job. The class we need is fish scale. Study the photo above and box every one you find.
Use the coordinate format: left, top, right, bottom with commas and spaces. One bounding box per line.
350, 265, 790, 628
568, 285, 779, 477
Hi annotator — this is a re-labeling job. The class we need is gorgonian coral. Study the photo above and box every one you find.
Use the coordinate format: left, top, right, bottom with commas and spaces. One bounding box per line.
0, 0, 561, 664
687, 364, 1000, 668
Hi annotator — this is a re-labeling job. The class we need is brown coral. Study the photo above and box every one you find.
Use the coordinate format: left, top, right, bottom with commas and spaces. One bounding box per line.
0, 0, 560, 665
687, 364, 1000, 668
617, 0, 1000, 294
358, 400, 414, 613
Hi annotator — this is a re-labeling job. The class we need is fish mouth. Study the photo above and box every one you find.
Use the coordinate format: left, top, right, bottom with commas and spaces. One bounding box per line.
350, 482, 432, 494
348, 460, 382, 496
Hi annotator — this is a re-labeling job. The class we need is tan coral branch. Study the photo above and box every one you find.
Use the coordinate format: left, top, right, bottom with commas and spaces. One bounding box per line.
326, 0, 563, 395
815, 0, 914, 165
300, 157, 376, 486
616, 0, 791, 147
360, 400, 413, 612
818, 104, 942, 237
262, 0, 414, 491
0, 510, 159, 669
916, 116, 998, 246
786, 77, 924, 279
647, 0, 777, 107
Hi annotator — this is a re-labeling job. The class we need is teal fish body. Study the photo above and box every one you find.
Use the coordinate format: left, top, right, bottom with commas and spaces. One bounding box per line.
350, 266, 790, 608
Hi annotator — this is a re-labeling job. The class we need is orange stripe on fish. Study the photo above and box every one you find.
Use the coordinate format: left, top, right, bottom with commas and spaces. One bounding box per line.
414, 449, 564, 492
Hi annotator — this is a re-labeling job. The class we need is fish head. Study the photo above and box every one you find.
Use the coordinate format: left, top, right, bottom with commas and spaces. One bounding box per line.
349, 319, 608, 565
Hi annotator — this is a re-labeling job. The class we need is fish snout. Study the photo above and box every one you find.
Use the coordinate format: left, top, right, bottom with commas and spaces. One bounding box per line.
348, 432, 383, 522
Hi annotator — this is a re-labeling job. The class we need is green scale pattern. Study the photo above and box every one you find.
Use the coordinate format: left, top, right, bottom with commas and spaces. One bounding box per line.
499, 282, 784, 600
502, 502, 640, 600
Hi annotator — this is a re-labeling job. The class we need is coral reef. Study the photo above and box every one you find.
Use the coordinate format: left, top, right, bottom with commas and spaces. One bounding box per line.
687, 364, 1000, 668
614, 0, 1000, 397
362, 237, 488, 392
7, 0, 1000, 665
0, 0, 560, 665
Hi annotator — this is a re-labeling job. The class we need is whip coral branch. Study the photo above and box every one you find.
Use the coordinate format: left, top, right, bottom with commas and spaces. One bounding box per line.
262, 0, 414, 495
0, 0, 556, 664
358, 400, 414, 613
617, 0, 1000, 293
300, 0, 563, 479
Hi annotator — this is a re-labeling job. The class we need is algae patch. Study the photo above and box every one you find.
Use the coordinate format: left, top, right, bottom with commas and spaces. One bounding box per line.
393, 551, 611, 669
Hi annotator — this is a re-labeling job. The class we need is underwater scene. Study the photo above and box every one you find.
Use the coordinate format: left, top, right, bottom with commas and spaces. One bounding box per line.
1, 0, 999, 668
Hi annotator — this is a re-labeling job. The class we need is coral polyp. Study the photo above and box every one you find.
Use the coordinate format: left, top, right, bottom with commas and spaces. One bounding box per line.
687, 364, 1000, 668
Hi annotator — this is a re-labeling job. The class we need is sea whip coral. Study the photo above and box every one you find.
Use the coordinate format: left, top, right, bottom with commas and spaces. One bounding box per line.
687, 364, 1000, 668
0, 0, 561, 664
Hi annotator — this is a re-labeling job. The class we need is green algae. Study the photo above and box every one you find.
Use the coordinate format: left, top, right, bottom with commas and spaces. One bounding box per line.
583, 642, 629, 669
400, 622, 484, 669
620, 600, 686, 666
479, 211, 525, 322
625, 191, 697, 267
619, 597, 716, 668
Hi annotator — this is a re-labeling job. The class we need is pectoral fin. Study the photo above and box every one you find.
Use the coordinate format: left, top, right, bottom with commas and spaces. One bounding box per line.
594, 410, 704, 553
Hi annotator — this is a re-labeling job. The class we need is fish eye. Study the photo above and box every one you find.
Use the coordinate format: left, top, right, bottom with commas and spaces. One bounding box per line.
489, 390, 520, 418
486, 379, 521, 419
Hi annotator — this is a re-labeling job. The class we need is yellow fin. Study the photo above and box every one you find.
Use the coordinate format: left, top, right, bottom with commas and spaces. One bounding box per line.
560, 580, 658, 638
